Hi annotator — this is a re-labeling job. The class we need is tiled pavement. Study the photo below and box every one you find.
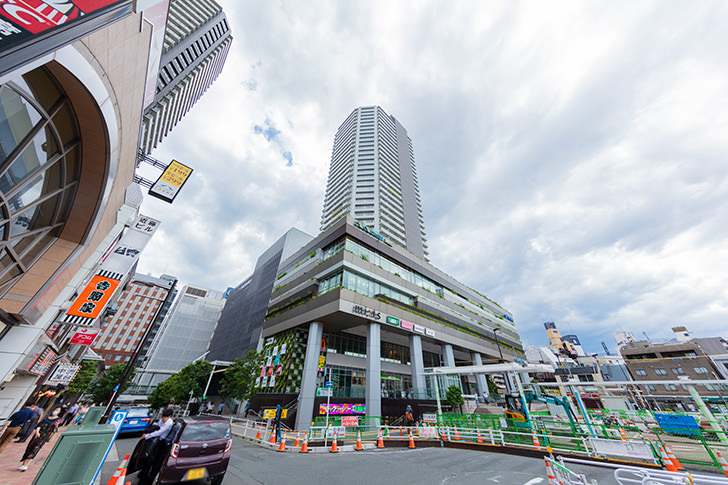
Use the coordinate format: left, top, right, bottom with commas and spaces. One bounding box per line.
0, 424, 68, 485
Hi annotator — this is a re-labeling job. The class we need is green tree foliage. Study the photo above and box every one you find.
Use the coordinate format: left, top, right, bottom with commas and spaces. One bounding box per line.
90, 364, 131, 404
146, 360, 213, 409
219, 351, 260, 401
64, 361, 98, 398
486, 376, 500, 399
445, 385, 464, 413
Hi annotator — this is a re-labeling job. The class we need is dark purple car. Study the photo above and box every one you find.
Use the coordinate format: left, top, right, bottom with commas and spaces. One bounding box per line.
129, 416, 232, 484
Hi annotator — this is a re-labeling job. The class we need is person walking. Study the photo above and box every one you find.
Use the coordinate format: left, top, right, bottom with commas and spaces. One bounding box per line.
217, 402, 224, 415
61, 402, 79, 426
18, 407, 61, 471
74, 403, 89, 425
15, 404, 43, 443
0, 404, 34, 452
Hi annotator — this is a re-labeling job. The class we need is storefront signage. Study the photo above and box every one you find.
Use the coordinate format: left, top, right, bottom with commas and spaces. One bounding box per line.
319, 403, 366, 415
318, 337, 327, 375
45, 363, 80, 386
149, 159, 193, 203
413, 324, 425, 334
386, 316, 400, 326
353, 220, 384, 242
62, 272, 122, 326
262, 408, 288, 419
352, 304, 381, 320
342, 301, 435, 338
69, 327, 99, 345
316, 387, 332, 397
400, 320, 413, 330
27, 346, 56, 375
425, 328, 435, 337
342, 416, 359, 427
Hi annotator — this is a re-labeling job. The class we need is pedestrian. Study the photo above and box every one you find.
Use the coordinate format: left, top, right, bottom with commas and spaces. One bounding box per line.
244, 401, 250, 418
74, 403, 89, 425
15, 404, 43, 443
405, 404, 414, 426
274, 404, 282, 443
18, 407, 61, 471
0, 403, 34, 452
137, 408, 175, 485
61, 402, 79, 426
217, 402, 224, 415
205, 401, 213, 414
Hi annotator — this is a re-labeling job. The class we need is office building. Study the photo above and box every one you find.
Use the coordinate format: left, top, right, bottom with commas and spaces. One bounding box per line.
139, 0, 232, 153
320, 106, 428, 260
92, 273, 176, 365
137, 284, 225, 386
208, 229, 313, 362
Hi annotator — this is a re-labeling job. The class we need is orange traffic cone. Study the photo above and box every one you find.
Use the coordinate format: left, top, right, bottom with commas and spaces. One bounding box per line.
716, 451, 728, 478
294, 431, 300, 448
355, 429, 363, 451
377, 428, 385, 448
270, 432, 277, 444
453, 428, 460, 441
664, 444, 684, 471
330, 434, 338, 453
300, 431, 309, 453
659, 446, 678, 472
544, 457, 557, 485
532, 431, 541, 450
277, 433, 287, 452
255, 429, 261, 440
106, 453, 130, 485
619, 428, 627, 440
383, 424, 389, 438
476, 427, 484, 444
115, 467, 127, 485
408, 430, 416, 449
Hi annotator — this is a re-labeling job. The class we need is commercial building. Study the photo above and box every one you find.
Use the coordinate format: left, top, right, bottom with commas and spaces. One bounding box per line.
92, 273, 176, 365
139, 0, 232, 154
620, 327, 728, 410
320, 106, 428, 260
136, 284, 225, 386
0, 2, 162, 420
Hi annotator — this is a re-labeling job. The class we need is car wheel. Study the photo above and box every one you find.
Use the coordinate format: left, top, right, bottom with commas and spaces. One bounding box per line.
210, 473, 225, 485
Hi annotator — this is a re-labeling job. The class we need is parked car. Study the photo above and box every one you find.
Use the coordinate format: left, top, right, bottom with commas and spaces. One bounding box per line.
128, 416, 232, 484
119, 407, 152, 435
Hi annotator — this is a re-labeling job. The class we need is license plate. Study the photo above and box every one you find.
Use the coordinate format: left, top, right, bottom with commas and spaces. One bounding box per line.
186, 468, 205, 480
129, 420, 138, 424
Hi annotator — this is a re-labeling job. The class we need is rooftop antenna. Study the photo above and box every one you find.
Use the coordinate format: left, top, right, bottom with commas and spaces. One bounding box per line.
601, 341, 611, 356
642, 331, 651, 342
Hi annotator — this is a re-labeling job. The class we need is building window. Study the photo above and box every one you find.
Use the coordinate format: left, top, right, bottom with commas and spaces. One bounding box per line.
694, 367, 709, 374
665, 384, 678, 391
671, 367, 685, 375
654, 368, 667, 375
114, 355, 121, 361
645, 385, 656, 391
634, 369, 647, 376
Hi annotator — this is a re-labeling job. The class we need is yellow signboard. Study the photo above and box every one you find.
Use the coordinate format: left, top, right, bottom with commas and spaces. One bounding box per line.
149, 159, 193, 203
262, 408, 288, 419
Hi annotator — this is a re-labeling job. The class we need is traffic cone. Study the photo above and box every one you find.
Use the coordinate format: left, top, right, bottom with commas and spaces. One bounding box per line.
716, 451, 728, 478
294, 431, 300, 448
106, 453, 130, 485
300, 431, 309, 453
453, 427, 460, 441
664, 444, 684, 471
330, 434, 338, 453
255, 429, 261, 440
115, 467, 127, 485
544, 457, 557, 485
270, 432, 276, 444
408, 430, 416, 449
532, 431, 541, 450
383, 424, 389, 438
619, 427, 627, 440
277, 433, 286, 452
476, 427, 484, 444
658, 445, 678, 472
377, 428, 385, 448
355, 429, 363, 451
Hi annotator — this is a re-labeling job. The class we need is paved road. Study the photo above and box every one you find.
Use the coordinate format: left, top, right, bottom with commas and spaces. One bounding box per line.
106, 435, 620, 484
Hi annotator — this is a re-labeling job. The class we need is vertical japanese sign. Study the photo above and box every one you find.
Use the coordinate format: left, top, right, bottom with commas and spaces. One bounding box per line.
62, 272, 122, 326
148, 159, 193, 203
317, 337, 327, 375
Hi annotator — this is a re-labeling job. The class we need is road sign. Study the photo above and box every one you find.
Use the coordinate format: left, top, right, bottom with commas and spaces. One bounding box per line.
325, 381, 334, 387
89, 410, 128, 485
317, 387, 333, 397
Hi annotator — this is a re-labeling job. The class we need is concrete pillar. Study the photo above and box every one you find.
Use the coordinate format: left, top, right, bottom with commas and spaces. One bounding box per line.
472, 352, 489, 399
409, 334, 426, 395
295, 321, 323, 431
366, 323, 381, 421
442, 344, 455, 367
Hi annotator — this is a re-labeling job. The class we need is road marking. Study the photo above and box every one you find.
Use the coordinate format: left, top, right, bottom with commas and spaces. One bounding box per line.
522, 479, 545, 485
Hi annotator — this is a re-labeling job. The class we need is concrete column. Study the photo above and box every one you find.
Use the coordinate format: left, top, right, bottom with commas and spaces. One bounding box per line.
409, 334, 426, 395
366, 322, 381, 421
472, 352, 489, 399
442, 344, 455, 367
295, 321, 323, 431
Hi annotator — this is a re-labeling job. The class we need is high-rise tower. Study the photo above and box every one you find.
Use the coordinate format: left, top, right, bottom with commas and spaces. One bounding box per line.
320, 106, 428, 260
140, 0, 232, 154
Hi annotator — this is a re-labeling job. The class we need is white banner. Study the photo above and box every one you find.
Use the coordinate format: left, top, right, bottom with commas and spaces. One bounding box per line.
590, 438, 654, 460
45, 363, 80, 386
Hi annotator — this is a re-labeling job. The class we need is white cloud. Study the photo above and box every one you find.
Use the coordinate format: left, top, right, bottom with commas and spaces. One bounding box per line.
137, 0, 728, 353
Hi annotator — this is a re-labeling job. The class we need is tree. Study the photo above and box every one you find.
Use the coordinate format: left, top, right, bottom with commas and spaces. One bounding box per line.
486, 376, 500, 400
148, 377, 176, 409
220, 351, 260, 401
147, 360, 213, 409
89, 364, 132, 404
445, 385, 464, 413
64, 361, 98, 398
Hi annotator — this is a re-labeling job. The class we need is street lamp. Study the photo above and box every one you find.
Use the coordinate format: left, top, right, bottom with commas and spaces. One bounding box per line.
493, 328, 504, 362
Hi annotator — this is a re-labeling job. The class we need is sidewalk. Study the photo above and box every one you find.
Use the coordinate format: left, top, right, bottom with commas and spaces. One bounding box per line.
0, 423, 69, 485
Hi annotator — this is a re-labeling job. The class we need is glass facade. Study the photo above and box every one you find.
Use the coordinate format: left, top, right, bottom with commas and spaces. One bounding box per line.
0, 68, 81, 296
319, 269, 415, 306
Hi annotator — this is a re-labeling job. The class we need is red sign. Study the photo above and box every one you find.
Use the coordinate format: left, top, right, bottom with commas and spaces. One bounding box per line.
69, 328, 99, 345
65, 274, 120, 319
0, 0, 120, 34
342, 416, 359, 427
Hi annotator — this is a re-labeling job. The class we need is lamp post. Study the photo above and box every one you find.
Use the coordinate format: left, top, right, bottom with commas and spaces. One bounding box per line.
493, 328, 504, 362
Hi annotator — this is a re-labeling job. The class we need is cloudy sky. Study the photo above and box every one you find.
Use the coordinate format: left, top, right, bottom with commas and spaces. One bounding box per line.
137, 0, 728, 353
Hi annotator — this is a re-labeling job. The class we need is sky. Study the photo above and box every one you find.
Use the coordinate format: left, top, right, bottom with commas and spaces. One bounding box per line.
137, 0, 728, 354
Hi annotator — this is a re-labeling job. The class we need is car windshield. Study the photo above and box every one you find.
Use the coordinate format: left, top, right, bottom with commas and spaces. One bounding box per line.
126, 409, 150, 418
180, 421, 230, 442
